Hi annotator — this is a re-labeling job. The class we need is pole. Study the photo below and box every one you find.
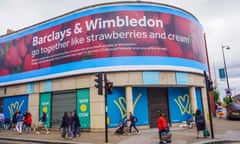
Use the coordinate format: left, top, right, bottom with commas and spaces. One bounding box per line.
104, 73, 108, 143
222, 45, 232, 102
204, 71, 214, 139
221, 45, 230, 90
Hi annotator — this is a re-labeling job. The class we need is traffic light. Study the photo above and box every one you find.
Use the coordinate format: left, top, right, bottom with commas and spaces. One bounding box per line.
207, 79, 214, 91
106, 82, 113, 94
95, 72, 103, 95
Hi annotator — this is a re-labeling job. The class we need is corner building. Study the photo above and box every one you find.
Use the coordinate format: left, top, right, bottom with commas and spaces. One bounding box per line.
0, 1, 210, 130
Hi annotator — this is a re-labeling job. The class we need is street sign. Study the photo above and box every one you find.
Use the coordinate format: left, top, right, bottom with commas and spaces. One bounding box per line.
219, 68, 226, 80
225, 88, 232, 96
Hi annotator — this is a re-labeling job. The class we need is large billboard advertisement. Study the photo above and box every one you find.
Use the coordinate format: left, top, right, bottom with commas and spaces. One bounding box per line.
0, 2, 207, 85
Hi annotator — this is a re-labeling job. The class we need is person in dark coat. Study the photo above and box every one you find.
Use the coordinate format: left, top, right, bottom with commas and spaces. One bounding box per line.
128, 112, 139, 134
195, 109, 206, 138
12, 110, 18, 130
73, 110, 81, 137
60, 111, 73, 139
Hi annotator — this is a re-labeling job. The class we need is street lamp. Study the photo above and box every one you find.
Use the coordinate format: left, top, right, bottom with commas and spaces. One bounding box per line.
221, 44, 231, 100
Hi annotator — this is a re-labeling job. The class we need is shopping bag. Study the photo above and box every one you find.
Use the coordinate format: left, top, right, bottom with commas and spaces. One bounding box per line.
203, 129, 210, 137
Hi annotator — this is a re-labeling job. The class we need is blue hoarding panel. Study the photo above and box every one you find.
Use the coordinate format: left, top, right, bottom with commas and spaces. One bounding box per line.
3, 95, 28, 121
168, 87, 191, 123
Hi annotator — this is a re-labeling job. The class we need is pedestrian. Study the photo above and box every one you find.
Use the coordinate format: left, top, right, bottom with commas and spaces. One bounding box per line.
60, 111, 73, 139
195, 109, 206, 139
40, 112, 50, 134
12, 110, 18, 130
73, 110, 81, 137
128, 112, 139, 134
16, 110, 23, 135
115, 119, 128, 135
157, 113, 167, 144
0, 113, 5, 132
24, 110, 32, 134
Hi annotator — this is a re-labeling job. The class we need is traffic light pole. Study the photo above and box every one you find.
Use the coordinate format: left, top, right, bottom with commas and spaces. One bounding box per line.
204, 71, 214, 139
104, 73, 108, 143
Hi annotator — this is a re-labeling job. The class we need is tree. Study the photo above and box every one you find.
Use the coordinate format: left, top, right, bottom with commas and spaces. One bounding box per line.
223, 96, 231, 105
213, 90, 219, 104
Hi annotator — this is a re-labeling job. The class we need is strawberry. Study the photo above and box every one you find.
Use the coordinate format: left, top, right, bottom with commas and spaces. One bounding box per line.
24, 34, 33, 46
23, 54, 39, 71
164, 39, 183, 58
160, 13, 172, 26
4, 46, 22, 67
16, 38, 27, 58
184, 50, 195, 60
0, 67, 10, 76
174, 16, 191, 36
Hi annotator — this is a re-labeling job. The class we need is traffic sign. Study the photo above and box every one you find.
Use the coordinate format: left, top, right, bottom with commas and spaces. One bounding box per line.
225, 88, 232, 96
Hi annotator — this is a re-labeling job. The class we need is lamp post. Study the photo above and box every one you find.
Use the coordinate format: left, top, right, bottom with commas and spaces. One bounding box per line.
221, 44, 231, 100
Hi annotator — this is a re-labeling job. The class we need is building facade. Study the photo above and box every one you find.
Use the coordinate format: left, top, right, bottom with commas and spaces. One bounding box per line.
0, 1, 209, 130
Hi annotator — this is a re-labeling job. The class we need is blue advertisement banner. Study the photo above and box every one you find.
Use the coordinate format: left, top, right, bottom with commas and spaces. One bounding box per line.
3, 95, 28, 121
168, 87, 191, 123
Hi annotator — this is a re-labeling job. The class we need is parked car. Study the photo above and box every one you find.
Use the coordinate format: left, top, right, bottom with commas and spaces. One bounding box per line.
226, 103, 240, 120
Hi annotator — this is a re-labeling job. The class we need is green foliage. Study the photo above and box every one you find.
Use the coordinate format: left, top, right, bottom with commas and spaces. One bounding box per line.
213, 90, 219, 103
223, 96, 231, 105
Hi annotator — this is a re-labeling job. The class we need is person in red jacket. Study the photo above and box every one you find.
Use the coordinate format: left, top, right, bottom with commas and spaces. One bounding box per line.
24, 110, 32, 134
157, 113, 167, 144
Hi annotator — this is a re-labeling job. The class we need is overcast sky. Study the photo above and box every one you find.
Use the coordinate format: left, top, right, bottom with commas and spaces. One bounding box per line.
0, 0, 239, 99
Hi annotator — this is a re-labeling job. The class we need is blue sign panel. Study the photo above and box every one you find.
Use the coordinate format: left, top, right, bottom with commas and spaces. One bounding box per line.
132, 87, 149, 126
3, 95, 28, 121
168, 87, 191, 123
219, 68, 226, 79
108, 87, 126, 128
107, 87, 148, 128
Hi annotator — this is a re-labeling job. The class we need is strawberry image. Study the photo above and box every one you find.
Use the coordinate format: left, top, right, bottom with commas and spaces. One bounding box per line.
16, 38, 27, 58
23, 54, 39, 71
160, 13, 172, 26
24, 34, 33, 46
164, 39, 183, 58
174, 16, 191, 36
111, 46, 138, 57
0, 67, 10, 76
141, 46, 168, 56
4, 46, 22, 67
144, 11, 166, 35
184, 50, 195, 60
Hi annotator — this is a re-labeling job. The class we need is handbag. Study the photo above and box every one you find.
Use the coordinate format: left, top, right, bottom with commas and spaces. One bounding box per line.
203, 129, 210, 137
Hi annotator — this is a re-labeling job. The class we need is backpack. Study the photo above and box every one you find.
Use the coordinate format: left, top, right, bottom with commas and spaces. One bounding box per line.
134, 116, 138, 122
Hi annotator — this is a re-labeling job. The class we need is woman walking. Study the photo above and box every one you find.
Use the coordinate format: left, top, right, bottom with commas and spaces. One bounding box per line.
60, 111, 73, 139
40, 112, 50, 134
16, 111, 23, 135
73, 110, 81, 137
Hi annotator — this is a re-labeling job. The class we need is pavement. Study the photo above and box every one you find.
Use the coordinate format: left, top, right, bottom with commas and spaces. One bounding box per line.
0, 117, 240, 144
